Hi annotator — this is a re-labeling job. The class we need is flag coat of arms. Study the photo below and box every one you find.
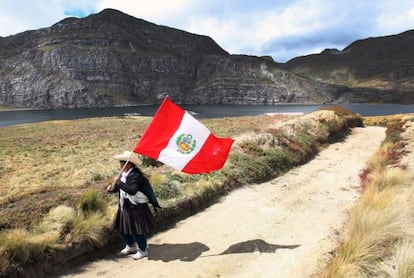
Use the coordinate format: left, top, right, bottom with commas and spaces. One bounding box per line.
134, 97, 234, 174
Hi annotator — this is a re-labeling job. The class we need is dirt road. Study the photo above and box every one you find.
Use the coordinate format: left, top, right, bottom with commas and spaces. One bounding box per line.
57, 126, 385, 278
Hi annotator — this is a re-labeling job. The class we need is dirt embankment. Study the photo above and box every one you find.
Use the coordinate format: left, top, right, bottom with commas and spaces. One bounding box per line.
55, 126, 385, 278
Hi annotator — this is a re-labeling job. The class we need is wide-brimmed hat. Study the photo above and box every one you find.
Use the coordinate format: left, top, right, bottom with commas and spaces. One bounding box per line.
113, 151, 141, 166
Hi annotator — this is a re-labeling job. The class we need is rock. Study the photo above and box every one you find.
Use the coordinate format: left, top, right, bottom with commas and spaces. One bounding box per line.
0, 9, 385, 109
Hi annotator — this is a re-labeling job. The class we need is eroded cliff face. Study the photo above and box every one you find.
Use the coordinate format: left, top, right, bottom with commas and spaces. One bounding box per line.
191, 55, 349, 104
283, 30, 414, 96
0, 9, 375, 109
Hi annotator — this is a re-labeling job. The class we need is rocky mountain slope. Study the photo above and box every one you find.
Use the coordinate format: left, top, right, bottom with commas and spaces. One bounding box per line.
282, 30, 414, 99
0, 9, 412, 108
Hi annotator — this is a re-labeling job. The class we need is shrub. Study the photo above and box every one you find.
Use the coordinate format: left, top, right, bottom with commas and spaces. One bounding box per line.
238, 140, 264, 156
141, 156, 162, 167
151, 173, 181, 200
155, 181, 181, 200
262, 148, 293, 172
91, 172, 104, 182
77, 190, 105, 215
228, 153, 273, 183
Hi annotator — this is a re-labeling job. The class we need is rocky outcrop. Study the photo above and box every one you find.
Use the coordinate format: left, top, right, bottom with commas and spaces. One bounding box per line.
0, 9, 407, 109
282, 30, 414, 96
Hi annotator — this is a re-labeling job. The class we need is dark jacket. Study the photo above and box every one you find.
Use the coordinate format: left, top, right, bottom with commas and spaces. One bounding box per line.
114, 167, 161, 210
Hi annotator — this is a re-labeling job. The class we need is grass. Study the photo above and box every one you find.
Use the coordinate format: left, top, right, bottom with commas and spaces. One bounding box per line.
385, 238, 414, 277
321, 115, 414, 278
364, 113, 414, 127
0, 108, 363, 274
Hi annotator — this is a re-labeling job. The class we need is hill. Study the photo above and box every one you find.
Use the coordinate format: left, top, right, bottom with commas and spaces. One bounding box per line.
0, 9, 397, 109
282, 30, 414, 102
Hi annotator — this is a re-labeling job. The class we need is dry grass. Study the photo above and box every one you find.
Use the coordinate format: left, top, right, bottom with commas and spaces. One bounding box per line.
34, 205, 76, 236
383, 238, 414, 277
0, 228, 57, 271
67, 211, 111, 247
322, 116, 414, 278
364, 113, 414, 127
0, 108, 362, 273
0, 115, 284, 205
322, 176, 414, 277
0, 117, 150, 206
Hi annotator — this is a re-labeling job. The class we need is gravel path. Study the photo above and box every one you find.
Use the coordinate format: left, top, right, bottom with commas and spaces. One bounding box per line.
57, 126, 386, 278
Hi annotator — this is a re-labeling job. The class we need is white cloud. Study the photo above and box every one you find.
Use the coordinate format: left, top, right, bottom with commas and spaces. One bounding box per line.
375, 3, 414, 35
1, 0, 414, 61
0, 0, 97, 36
96, 0, 193, 23
183, 1, 332, 57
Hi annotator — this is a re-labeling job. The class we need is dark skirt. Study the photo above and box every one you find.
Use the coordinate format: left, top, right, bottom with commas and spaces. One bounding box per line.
111, 199, 156, 235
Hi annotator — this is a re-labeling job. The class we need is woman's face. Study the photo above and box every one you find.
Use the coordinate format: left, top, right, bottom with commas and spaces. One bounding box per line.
120, 161, 133, 170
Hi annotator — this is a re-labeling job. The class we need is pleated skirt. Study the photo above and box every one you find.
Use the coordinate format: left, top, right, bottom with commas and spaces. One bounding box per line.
112, 199, 156, 235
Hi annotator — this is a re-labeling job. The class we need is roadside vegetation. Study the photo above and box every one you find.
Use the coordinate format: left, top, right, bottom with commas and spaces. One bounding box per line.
322, 114, 414, 277
0, 106, 363, 276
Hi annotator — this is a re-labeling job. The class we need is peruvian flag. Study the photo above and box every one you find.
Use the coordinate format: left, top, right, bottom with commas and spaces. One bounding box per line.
134, 97, 234, 174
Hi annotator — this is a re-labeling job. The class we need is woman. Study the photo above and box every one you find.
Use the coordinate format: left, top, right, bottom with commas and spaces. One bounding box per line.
107, 151, 156, 260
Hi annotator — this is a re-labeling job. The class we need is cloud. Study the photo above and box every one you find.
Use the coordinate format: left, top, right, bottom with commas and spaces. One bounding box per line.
185, 0, 414, 62
0, 0, 98, 36
1, 0, 414, 62
375, 1, 414, 35
182, 1, 347, 60
95, 0, 193, 24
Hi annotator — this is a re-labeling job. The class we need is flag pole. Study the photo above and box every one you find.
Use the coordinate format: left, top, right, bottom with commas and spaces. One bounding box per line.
106, 99, 160, 191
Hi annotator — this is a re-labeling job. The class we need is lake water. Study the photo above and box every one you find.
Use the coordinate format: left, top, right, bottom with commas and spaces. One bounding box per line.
1, 103, 414, 128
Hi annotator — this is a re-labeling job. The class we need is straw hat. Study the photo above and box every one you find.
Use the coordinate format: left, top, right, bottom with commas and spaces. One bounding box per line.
113, 151, 142, 166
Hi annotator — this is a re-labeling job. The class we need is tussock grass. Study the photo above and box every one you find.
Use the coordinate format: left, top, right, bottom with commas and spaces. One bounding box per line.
365, 142, 393, 173
383, 238, 414, 277
67, 211, 111, 247
323, 179, 414, 277
364, 113, 414, 127
0, 228, 57, 272
369, 168, 411, 191
322, 116, 414, 278
34, 205, 76, 236
77, 190, 106, 215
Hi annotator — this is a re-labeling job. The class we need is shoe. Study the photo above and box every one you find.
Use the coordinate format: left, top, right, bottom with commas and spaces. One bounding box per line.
132, 249, 148, 260
120, 245, 137, 255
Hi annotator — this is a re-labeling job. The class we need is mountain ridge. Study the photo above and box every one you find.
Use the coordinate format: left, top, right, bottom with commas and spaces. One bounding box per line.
0, 8, 412, 108
283, 29, 414, 94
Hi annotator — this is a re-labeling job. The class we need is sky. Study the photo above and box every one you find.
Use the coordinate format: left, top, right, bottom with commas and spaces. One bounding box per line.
1, 0, 414, 62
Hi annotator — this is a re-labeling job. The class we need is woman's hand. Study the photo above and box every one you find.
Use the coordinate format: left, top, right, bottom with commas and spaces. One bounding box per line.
106, 183, 115, 191
106, 175, 120, 191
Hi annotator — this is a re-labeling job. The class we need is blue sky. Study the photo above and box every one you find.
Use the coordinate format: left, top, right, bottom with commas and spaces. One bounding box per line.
1, 0, 414, 62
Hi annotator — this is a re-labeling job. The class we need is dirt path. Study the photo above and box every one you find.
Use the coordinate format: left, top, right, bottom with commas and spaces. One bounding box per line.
57, 126, 385, 278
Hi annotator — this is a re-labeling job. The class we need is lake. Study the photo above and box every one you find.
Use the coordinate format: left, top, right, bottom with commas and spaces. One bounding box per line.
1, 103, 414, 128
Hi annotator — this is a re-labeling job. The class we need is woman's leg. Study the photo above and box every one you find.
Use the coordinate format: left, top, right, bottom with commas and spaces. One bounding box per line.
122, 234, 136, 247
134, 234, 147, 251
131, 234, 148, 260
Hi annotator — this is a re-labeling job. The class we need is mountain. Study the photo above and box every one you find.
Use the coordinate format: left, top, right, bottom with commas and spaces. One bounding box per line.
0, 9, 411, 108
282, 30, 414, 102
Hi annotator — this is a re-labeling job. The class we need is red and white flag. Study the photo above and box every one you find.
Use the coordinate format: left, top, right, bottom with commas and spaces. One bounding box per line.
134, 96, 234, 174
